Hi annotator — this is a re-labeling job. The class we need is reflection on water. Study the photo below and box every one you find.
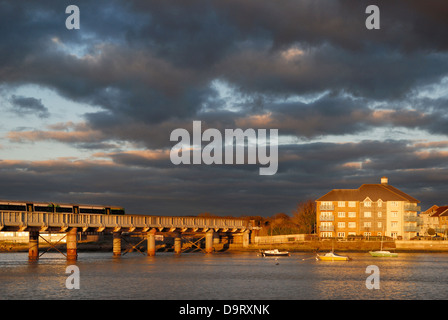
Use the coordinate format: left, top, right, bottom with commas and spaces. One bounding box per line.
1, 251, 448, 299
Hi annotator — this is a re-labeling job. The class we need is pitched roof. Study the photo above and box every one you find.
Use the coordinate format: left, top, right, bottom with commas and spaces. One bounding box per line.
422, 205, 439, 215
433, 206, 448, 217
316, 182, 420, 203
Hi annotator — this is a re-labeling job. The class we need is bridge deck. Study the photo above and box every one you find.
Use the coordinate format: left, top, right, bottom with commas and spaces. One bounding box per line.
0, 211, 251, 233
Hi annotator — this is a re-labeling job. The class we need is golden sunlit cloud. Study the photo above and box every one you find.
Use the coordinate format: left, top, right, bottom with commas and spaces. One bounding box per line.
281, 46, 305, 61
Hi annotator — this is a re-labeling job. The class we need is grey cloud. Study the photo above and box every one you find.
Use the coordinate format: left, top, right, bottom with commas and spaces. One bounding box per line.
9, 95, 50, 118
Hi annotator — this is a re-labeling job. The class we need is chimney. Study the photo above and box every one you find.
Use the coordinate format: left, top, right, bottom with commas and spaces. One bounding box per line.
381, 176, 388, 185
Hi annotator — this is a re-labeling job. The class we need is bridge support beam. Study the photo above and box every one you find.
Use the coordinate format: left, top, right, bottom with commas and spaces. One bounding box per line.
243, 230, 250, 248
66, 228, 78, 261
147, 228, 156, 256
205, 230, 214, 254
28, 231, 39, 261
174, 233, 182, 254
113, 231, 122, 257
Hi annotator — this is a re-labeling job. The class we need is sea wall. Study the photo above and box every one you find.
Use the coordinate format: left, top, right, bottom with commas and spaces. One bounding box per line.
229, 240, 395, 252
395, 240, 448, 251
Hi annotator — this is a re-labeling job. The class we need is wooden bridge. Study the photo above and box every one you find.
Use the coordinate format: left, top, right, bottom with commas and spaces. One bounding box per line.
0, 211, 257, 261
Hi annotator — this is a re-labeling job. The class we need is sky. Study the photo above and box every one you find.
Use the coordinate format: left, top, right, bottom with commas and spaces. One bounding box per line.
0, 0, 448, 216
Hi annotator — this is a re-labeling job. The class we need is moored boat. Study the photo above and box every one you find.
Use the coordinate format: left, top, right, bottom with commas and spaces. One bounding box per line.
260, 249, 290, 257
369, 250, 398, 257
316, 252, 351, 261
369, 230, 398, 257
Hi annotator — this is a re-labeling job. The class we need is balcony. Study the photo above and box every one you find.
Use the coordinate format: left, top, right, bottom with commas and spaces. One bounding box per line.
319, 215, 334, 221
404, 215, 419, 222
320, 225, 334, 232
435, 227, 448, 234
319, 204, 335, 211
404, 226, 420, 232
404, 204, 421, 212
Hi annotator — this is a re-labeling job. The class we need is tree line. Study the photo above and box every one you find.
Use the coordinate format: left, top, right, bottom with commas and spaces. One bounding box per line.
198, 199, 316, 236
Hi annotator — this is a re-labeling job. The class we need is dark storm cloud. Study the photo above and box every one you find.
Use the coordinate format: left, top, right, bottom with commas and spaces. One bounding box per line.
1, 0, 448, 215
1, 0, 448, 129
1, 138, 447, 215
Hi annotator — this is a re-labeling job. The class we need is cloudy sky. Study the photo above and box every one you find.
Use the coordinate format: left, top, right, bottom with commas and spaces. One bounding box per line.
1, 0, 448, 216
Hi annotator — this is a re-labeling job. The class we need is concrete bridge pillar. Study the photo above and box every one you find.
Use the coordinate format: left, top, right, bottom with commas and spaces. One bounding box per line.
174, 233, 182, 254
67, 228, 78, 261
147, 228, 156, 256
205, 230, 214, 253
28, 231, 39, 261
243, 230, 250, 248
113, 231, 122, 257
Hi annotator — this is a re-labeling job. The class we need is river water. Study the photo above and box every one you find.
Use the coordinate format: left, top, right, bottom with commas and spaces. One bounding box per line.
1, 251, 447, 300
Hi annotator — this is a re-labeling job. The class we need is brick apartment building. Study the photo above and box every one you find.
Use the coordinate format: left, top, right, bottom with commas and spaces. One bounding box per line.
316, 177, 421, 240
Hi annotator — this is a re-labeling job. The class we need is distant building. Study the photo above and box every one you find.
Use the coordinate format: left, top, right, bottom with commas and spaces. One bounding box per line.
316, 177, 421, 240
0, 232, 66, 244
420, 205, 448, 236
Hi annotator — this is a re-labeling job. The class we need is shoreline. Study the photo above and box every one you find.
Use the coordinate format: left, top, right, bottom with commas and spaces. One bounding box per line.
3, 239, 448, 254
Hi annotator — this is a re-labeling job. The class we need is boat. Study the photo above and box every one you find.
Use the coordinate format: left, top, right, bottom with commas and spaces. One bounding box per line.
316, 252, 351, 261
259, 228, 290, 257
369, 250, 398, 257
259, 249, 290, 257
369, 229, 398, 257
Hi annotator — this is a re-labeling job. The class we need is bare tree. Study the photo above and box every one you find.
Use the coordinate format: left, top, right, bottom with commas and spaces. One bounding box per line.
292, 199, 316, 234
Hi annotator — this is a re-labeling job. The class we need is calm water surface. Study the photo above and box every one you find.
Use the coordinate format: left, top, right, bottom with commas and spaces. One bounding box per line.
1, 251, 447, 300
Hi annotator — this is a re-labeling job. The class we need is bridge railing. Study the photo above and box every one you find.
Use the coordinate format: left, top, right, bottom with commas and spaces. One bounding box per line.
0, 211, 249, 230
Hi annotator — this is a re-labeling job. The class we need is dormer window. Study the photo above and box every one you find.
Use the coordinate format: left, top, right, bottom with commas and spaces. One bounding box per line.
364, 198, 372, 207
377, 199, 383, 207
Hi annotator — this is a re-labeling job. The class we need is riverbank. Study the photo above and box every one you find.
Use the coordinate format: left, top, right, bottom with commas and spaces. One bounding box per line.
3, 239, 448, 253
233, 240, 448, 253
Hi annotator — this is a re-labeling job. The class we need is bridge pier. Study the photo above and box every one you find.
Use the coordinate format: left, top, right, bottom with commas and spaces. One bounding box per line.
113, 231, 122, 257
66, 228, 78, 261
28, 231, 39, 261
147, 228, 156, 256
243, 230, 250, 248
205, 230, 214, 253
174, 233, 182, 254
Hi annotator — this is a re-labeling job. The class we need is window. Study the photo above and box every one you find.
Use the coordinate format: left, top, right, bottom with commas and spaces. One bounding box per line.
364, 212, 372, 218
348, 202, 356, 207
364, 232, 371, 237
391, 201, 398, 207
338, 222, 345, 228
321, 232, 332, 238
378, 212, 382, 218
348, 222, 356, 228
364, 222, 371, 228
364, 200, 372, 207
337, 232, 345, 238
338, 212, 346, 218
377, 199, 383, 207
378, 222, 382, 228
377, 232, 382, 236
348, 212, 356, 218
338, 201, 345, 207
391, 221, 398, 228
320, 211, 334, 220
392, 211, 398, 218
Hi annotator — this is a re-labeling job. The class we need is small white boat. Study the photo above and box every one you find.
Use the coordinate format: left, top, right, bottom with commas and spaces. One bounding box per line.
259, 249, 290, 257
316, 252, 351, 261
